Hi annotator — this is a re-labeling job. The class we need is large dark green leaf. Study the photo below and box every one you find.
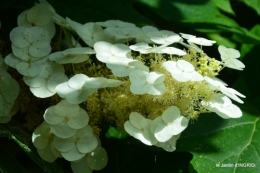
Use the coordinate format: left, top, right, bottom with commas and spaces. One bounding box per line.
178, 110, 260, 173
213, 0, 235, 15
239, 0, 260, 15
0, 147, 29, 173
207, 33, 236, 48
240, 25, 260, 59
0, 121, 64, 173
47, 0, 154, 25
217, 26, 260, 45
136, 0, 238, 27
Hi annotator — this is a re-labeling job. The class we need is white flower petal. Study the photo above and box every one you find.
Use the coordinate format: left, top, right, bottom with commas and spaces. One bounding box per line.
53, 136, 75, 152
158, 134, 180, 152
68, 109, 89, 129
129, 112, 151, 129
32, 121, 51, 149
161, 106, 181, 123
160, 47, 186, 56
66, 89, 96, 104
86, 147, 108, 170
30, 83, 55, 98
71, 156, 93, 173
4, 53, 22, 68
50, 120, 77, 138
124, 121, 154, 146
54, 100, 80, 116
77, 134, 98, 154
27, 3, 52, 26
154, 125, 174, 142
37, 145, 57, 163
147, 30, 181, 45
129, 70, 147, 85
61, 146, 86, 161
47, 73, 68, 93
188, 37, 216, 46
68, 74, 89, 90
44, 106, 64, 125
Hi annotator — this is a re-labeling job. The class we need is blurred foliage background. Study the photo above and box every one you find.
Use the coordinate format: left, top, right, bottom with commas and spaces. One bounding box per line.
0, 0, 259, 172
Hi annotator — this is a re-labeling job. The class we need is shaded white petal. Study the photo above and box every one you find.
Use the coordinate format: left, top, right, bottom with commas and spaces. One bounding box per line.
44, 106, 64, 125
27, 4, 52, 26
130, 84, 146, 95
30, 83, 55, 98
55, 82, 73, 98
144, 83, 166, 95
32, 121, 51, 149
10, 27, 30, 48
50, 121, 77, 138
37, 145, 57, 163
29, 42, 51, 58
146, 72, 165, 84
68, 74, 89, 90
61, 146, 86, 161
47, 73, 68, 93
54, 100, 80, 116
161, 106, 181, 123
86, 147, 108, 170
22, 73, 42, 85
4, 53, 22, 68
124, 121, 154, 145
188, 37, 216, 46
158, 134, 180, 152
129, 70, 147, 85
71, 156, 93, 173
53, 136, 75, 152
50, 142, 61, 158
16, 62, 40, 77
78, 135, 98, 154
68, 109, 89, 129
154, 125, 174, 142
161, 47, 186, 56
190, 71, 204, 81
129, 112, 151, 129
150, 116, 164, 134
66, 89, 95, 104
168, 116, 189, 135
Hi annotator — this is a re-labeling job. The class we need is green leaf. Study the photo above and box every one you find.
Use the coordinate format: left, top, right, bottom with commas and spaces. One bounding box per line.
239, 0, 260, 15
250, 24, 260, 36
207, 33, 236, 48
178, 110, 260, 173
240, 44, 254, 59
242, 45, 260, 92
213, 0, 235, 15
105, 126, 128, 139
0, 147, 29, 173
218, 25, 260, 45
240, 25, 260, 59
136, 0, 238, 27
0, 122, 64, 173
48, 0, 154, 25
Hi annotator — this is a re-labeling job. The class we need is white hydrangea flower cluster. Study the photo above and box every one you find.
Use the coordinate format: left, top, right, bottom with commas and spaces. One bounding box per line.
3, 0, 246, 172
4, 3, 70, 98
0, 55, 19, 123
32, 100, 102, 163
124, 106, 188, 151
71, 139, 108, 173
